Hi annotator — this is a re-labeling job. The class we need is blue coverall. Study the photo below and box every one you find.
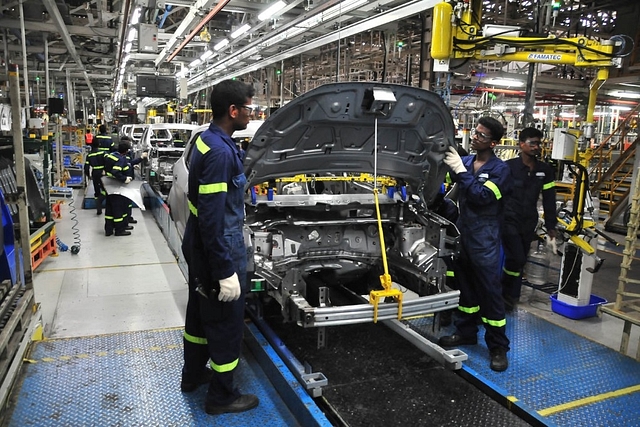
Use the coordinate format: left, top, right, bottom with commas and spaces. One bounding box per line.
103, 152, 132, 235
181, 123, 249, 406
84, 144, 106, 214
502, 156, 557, 299
450, 153, 511, 352
94, 133, 115, 153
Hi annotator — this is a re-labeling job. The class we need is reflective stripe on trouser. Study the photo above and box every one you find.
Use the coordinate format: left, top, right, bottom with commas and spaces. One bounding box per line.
501, 230, 535, 299
454, 223, 510, 351
183, 233, 248, 406
104, 194, 129, 234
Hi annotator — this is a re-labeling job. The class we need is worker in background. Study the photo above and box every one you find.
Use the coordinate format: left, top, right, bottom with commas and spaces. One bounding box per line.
180, 79, 259, 415
84, 138, 107, 215
95, 124, 115, 153
103, 143, 135, 236
438, 116, 512, 372
501, 127, 557, 311
85, 128, 94, 146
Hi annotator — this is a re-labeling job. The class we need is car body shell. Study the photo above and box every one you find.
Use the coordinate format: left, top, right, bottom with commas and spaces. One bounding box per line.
167, 83, 460, 328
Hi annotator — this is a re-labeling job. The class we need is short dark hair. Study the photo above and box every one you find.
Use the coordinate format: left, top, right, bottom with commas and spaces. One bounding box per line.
99, 124, 107, 134
519, 127, 543, 142
210, 80, 256, 119
478, 116, 504, 142
117, 142, 130, 154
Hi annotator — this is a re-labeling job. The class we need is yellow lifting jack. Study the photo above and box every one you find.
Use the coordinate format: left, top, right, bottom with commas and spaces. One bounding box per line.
368, 187, 403, 323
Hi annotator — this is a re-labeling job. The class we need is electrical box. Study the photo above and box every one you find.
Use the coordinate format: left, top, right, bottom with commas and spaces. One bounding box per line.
138, 23, 158, 53
551, 128, 576, 160
28, 118, 44, 129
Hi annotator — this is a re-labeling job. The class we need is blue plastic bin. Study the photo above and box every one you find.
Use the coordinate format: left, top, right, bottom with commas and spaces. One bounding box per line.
550, 294, 607, 320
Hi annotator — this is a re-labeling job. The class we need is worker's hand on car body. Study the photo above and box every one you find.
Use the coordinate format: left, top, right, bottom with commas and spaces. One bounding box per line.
218, 273, 241, 302
444, 146, 466, 174
125, 176, 132, 184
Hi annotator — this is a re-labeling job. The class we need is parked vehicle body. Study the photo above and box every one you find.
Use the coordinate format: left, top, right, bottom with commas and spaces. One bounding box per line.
138, 123, 198, 194
168, 82, 459, 328
167, 120, 264, 237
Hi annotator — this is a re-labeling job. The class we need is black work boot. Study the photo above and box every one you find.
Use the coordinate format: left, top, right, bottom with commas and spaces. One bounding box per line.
490, 347, 508, 372
181, 368, 213, 393
438, 334, 477, 347
205, 394, 259, 415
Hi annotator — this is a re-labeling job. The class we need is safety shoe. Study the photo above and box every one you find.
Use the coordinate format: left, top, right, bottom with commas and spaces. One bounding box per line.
438, 333, 477, 347
205, 394, 259, 415
129, 218, 138, 224
181, 369, 213, 393
114, 231, 131, 236
490, 347, 508, 372
125, 225, 134, 230
96, 210, 102, 215
105, 230, 113, 236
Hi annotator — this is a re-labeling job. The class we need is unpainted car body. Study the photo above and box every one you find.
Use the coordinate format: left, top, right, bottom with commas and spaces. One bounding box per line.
138, 123, 198, 194
167, 120, 265, 237
169, 83, 460, 328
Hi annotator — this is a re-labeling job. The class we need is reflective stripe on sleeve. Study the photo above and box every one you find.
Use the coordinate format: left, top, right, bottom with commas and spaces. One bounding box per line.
483, 180, 502, 200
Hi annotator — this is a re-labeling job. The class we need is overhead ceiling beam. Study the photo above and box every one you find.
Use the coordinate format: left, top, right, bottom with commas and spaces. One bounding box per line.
0, 19, 118, 38
42, 0, 96, 98
154, 0, 219, 67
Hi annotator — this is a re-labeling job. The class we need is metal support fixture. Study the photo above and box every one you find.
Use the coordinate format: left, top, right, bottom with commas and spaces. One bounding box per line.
18, 0, 29, 118
44, 33, 50, 100
66, 69, 76, 124
8, 63, 33, 286
279, 60, 285, 107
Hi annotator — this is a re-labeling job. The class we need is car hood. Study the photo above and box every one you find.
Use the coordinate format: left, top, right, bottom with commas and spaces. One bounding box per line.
244, 82, 455, 204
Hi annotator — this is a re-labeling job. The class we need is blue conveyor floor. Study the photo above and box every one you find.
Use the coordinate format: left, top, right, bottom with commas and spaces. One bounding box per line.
409, 307, 640, 426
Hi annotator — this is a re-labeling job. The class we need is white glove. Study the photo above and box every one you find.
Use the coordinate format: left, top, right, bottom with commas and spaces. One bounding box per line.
124, 176, 133, 184
141, 152, 149, 159
545, 235, 558, 255
218, 273, 241, 302
444, 146, 466, 174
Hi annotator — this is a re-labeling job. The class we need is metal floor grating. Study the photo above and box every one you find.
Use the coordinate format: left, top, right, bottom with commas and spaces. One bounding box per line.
4, 328, 301, 426
408, 309, 640, 426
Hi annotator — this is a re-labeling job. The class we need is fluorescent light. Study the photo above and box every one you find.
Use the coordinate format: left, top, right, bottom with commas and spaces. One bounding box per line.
201, 50, 214, 61
214, 39, 229, 51
258, 0, 286, 21
484, 78, 524, 87
131, 8, 141, 25
124, 42, 132, 53
608, 90, 640, 99
231, 24, 251, 39
127, 28, 137, 42
189, 58, 202, 68
612, 106, 632, 111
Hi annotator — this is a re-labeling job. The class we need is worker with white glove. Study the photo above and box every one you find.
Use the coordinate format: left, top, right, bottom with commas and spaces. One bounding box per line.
124, 176, 132, 184
444, 146, 467, 174
218, 273, 241, 302
181, 79, 259, 414
438, 117, 512, 373
141, 151, 149, 159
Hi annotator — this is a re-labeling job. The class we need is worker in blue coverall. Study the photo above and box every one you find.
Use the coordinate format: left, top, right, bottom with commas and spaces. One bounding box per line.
438, 116, 512, 372
502, 127, 557, 311
95, 124, 115, 154
84, 141, 107, 215
103, 143, 135, 236
180, 79, 259, 415
120, 136, 147, 224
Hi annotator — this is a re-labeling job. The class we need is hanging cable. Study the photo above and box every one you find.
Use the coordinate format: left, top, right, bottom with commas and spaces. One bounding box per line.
68, 196, 81, 254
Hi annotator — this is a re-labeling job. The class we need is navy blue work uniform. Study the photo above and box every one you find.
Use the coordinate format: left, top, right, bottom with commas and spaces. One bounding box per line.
103, 152, 132, 235
450, 153, 511, 352
502, 156, 557, 299
95, 133, 115, 153
84, 144, 106, 214
181, 123, 248, 406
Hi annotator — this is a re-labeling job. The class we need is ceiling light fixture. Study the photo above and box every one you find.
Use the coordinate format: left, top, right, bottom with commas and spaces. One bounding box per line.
259, 0, 287, 21
214, 39, 229, 51
484, 78, 525, 87
201, 50, 214, 61
231, 24, 251, 39
608, 90, 640, 99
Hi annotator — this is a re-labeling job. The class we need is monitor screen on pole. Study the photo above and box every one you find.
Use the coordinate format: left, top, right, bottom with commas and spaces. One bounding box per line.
136, 75, 177, 99
48, 98, 64, 114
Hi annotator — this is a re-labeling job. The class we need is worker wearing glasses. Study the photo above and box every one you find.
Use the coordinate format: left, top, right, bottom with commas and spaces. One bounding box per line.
439, 116, 512, 372
501, 127, 557, 311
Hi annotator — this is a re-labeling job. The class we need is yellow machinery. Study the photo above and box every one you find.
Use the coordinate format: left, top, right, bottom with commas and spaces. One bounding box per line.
430, 0, 630, 142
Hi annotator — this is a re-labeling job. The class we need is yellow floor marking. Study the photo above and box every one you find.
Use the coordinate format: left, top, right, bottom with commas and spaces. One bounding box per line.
538, 384, 640, 416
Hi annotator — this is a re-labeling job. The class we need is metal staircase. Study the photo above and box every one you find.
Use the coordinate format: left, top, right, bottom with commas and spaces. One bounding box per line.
589, 103, 640, 231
